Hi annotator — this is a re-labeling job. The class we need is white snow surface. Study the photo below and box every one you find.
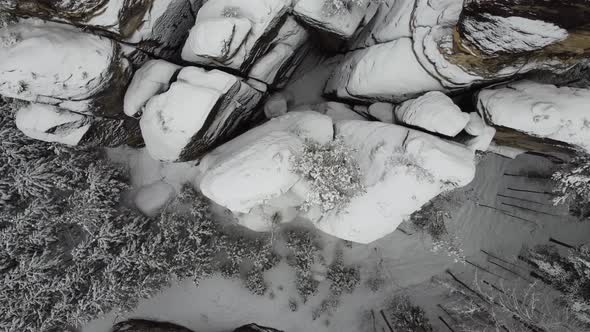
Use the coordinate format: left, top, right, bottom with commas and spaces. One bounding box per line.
134, 181, 176, 217
199, 112, 334, 215
461, 14, 568, 55
291, 102, 367, 122
140, 67, 237, 161
15, 103, 90, 145
124, 60, 181, 117
317, 121, 476, 243
394, 91, 470, 137
477, 80, 590, 153
325, 37, 445, 102
0, 19, 116, 107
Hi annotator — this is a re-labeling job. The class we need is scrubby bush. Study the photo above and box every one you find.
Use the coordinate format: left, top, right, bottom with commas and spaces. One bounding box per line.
291, 138, 364, 213
552, 153, 590, 219
384, 295, 433, 332
524, 245, 590, 324
327, 251, 360, 296
285, 228, 323, 302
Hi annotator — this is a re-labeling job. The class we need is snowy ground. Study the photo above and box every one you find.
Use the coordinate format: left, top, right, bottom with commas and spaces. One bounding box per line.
83, 151, 590, 332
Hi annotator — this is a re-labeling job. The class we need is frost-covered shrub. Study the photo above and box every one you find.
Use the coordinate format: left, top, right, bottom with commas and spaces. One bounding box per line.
384, 295, 433, 332
291, 138, 364, 213
552, 154, 590, 219
285, 228, 323, 302
524, 245, 590, 324
327, 252, 360, 295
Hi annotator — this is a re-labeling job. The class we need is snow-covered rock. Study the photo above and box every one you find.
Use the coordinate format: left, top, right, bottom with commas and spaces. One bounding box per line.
368, 102, 394, 123
325, 37, 445, 103
124, 60, 181, 118
134, 181, 176, 217
352, 0, 413, 48
394, 91, 469, 137
291, 102, 367, 121
477, 80, 590, 153
140, 67, 263, 162
182, 0, 291, 72
0, 20, 131, 117
316, 121, 476, 243
464, 112, 486, 136
249, 16, 310, 86
293, 0, 371, 39
460, 14, 568, 55
15, 103, 141, 147
264, 92, 291, 119
199, 112, 333, 215
0, 0, 205, 60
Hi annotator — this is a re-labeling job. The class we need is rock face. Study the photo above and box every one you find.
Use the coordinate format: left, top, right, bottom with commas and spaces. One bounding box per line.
140, 66, 263, 162
293, 0, 371, 39
111, 319, 194, 332
181, 0, 308, 87
15, 103, 141, 147
0, 0, 205, 60
316, 121, 476, 243
477, 80, 590, 153
394, 91, 469, 137
0, 20, 131, 117
199, 112, 333, 217
233, 323, 283, 332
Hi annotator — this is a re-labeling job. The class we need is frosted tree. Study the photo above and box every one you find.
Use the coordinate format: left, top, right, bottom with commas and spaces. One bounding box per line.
552, 153, 590, 220
383, 295, 433, 332
291, 138, 364, 213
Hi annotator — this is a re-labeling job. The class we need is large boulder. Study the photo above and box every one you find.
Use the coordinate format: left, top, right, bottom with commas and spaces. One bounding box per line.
477, 80, 590, 153
15, 103, 141, 147
394, 91, 470, 137
0, 0, 205, 60
351, 0, 413, 48
293, 0, 372, 39
111, 319, 193, 332
181, 0, 292, 73
0, 20, 131, 117
316, 121, 476, 243
140, 66, 263, 162
199, 112, 333, 215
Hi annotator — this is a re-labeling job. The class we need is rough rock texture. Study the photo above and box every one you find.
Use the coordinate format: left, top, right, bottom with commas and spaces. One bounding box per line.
124, 60, 182, 118
140, 66, 263, 162
199, 112, 333, 215
15, 103, 141, 147
181, 0, 291, 73
316, 120, 476, 243
324, 37, 445, 102
394, 91, 470, 137
233, 323, 283, 332
0, 20, 131, 117
293, 0, 371, 39
352, 0, 413, 49
111, 319, 194, 332
0, 0, 205, 60
477, 80, 590, 153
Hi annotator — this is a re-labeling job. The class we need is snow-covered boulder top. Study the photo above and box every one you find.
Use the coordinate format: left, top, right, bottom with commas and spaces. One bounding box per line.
140, 66, 263, 162
124, 60, 181, 118
317, 121, 476, 243
293, 0, 371, 38
394, 91, 470, 137
15, 103, 141, 147
0, 0, 204, 59
352, 0, 413, 48
182, 0, 291, 72
325, 37, 445, 103
200, 112, 333, 214
477, 80, 590, 153
0, 20, 130, 117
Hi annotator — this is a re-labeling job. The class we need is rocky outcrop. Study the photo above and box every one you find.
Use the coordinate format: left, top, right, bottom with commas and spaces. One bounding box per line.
234, 324, 283, 332
0, 0, 205, 60
477, 80, 590, 153
15, 103, 141, 147
293, 0, 373, 39
140, 66, 263, 162
111, 319, 194, 332
0, 20, 131, 118
181, 0, 309, 87
394, 91, 469, 137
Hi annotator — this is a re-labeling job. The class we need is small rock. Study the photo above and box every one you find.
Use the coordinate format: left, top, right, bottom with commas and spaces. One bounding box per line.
134, 181, 176, 217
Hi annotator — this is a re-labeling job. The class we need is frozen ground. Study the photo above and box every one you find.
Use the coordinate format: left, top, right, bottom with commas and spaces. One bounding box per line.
84, 151, 590, 332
